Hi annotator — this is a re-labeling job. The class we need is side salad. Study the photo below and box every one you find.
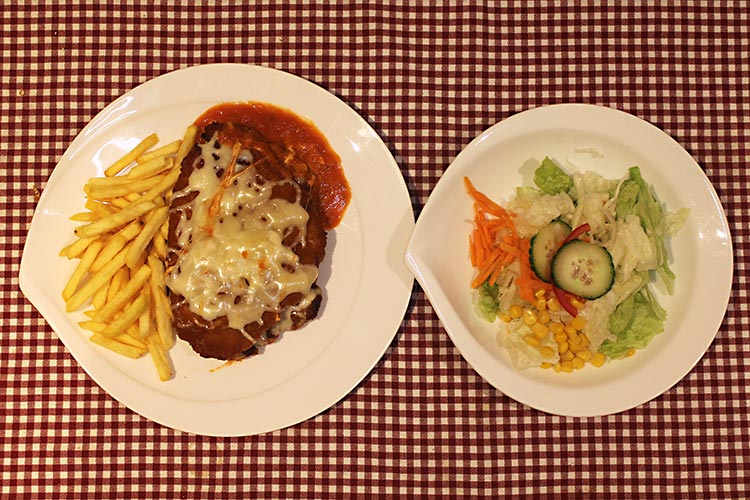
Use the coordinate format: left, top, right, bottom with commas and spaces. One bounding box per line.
466, 157, 689, 373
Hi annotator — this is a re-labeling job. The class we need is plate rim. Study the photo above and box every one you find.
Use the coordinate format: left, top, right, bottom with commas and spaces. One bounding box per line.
406, 102, 733, 417
20, 63, 415, 436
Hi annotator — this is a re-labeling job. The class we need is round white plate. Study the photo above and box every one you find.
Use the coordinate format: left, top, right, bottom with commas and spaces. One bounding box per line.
20, 64, 414, 436
405, 103, 732, 417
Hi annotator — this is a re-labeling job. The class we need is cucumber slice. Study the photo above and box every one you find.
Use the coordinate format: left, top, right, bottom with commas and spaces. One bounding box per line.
529, 220, 571, 283
551, 240, 615, 299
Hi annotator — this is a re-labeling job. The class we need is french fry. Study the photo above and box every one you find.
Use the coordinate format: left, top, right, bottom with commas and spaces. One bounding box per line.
59, 236, 96, 259
90, 234, 128, 273
69, 212, 99, 222
148, 255, 174, 348
92, 275, 110, 310
175, 125, 198, 165
147, 335, 174, 382
139, 167, 181, 203
125, 206, 169, 269
90, 333, 147, 359
136, 139, 181, 164
78, 320, 107, 334
90, 221, 140, 273
151, 226, 168, 260
103, 293, 149, 338
115, 332, 148, 350
104, 133, 159, 177
93, 265, 152, 323
106, 266, 129, 303
126, 156, 171, 180
85, 199, 116, 217
85, 175, 166, 200
65, 244, 130, 312
62, 240, 104, 301
138, 298, 151, 340
74, 200, 156, 239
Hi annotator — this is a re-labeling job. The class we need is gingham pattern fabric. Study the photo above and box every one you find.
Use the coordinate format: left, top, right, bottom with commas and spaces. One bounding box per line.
2, 2, 748, 498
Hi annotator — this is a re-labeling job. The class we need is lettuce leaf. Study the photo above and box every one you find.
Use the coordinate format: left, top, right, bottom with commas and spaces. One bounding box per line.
534, 157, 573, 195
615, 166, 688, 294
599, 287, 666, 358
475, 281, 500, 322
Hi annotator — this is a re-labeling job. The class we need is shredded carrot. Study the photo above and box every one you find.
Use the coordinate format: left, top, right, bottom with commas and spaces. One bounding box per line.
465, 176, 552, 301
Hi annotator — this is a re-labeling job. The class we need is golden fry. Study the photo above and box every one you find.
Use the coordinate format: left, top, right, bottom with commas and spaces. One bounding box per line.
92, 275, 110, 310
74, 200, 156, 239
103, 294, 149, 338
126, 156, 171, 180
84, 199, 116, 218
90, 333, 147, 359
62, 240, 104, 301
139, 167, 181, 203
175, 125, 197, 165
147, 335, 174, 381
125, 206, 169, 269
69, 212, 99, 222
148, 255, 174, 348
59, 236, 97, 259
65, 244, 130, 312
86, 175, 166, 200
93, 265, 151, 323
104, 133, 159, 177
136, 139, 181, 164
115, 332, 147, 350
106, 266, 129, 303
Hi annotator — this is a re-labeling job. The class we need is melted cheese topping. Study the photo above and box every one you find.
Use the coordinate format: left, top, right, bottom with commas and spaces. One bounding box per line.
166, 134, 319, 333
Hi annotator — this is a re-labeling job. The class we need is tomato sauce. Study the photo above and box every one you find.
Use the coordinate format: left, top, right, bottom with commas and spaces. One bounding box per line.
195, 101, 351, 229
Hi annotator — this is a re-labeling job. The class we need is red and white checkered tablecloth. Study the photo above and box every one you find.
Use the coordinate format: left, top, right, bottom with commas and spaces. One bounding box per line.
2, 1, 748, 498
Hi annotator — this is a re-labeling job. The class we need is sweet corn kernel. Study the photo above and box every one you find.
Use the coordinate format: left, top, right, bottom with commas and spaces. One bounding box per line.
558, 341, 569, 354
553, 362, 562, 373
537, 310, 551, 325
531, 322, 549, 339
509, 305, 523, 318
535, 297, 547, 311
549, 322, 565, 335
524, 334, 541, 348
561, 360, 574, 373
523, 309, 537, 326
540, 346, 556, 358
540, 361, 554, 369
564, 325, 577, 337
547, 298, 562, 312
569, 341, 586, 355
560, 350, 575, 362
570, 316, 587, 331
577, 348, 593, 362
498, 312, 513, 323
571, 297, 585, 309
626, 348, 636, 357
572, 356, 586, 370
591, 352, 606, 367
579, 333, 590, 346
535, 289, 547, 299
553, 332, 567, 344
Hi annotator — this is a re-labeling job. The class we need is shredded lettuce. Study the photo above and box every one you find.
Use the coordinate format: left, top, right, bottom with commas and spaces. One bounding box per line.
534, 157, 573, 195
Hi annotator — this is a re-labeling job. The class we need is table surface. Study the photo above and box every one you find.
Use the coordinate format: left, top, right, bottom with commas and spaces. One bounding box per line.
3, 2, 748, 498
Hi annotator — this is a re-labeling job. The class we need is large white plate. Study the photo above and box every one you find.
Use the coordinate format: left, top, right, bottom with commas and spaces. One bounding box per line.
20, 64, 414, 436
405, 103, 732, 417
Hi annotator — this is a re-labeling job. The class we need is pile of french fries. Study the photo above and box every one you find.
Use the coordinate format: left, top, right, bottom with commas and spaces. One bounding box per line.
60, 126, 197, 381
